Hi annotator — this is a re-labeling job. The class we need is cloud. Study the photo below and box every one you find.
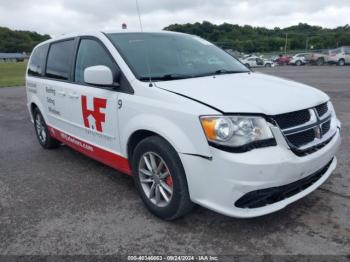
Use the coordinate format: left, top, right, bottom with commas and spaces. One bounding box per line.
0, 0, 349, 36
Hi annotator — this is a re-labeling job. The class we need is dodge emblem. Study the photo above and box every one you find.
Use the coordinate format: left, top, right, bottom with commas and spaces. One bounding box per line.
314, 126, 322, 139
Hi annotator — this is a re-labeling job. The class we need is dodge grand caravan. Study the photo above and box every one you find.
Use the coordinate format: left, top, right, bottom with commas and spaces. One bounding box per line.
26, 31, 341, 220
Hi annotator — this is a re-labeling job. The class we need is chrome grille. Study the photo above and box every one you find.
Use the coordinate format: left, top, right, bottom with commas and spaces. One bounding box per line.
321, 120, 331, 135
273, 109, 310, 129
272, 102, 335, 155
287, 129, 315, 147
316, 102, 328, 117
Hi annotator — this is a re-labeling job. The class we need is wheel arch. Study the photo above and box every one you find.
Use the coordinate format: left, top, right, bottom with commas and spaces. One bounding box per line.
127, 129, 160, 162
123, 115, 211, 161
29, 98, 47, 123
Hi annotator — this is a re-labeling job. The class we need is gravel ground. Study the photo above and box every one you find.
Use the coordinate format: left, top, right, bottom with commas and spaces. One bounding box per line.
0, 66, 349, 257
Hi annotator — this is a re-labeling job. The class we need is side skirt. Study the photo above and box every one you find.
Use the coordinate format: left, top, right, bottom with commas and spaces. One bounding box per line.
47, 125, 132, 175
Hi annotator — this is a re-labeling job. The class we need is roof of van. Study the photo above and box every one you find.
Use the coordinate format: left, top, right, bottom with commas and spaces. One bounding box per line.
36, 30, 187, 47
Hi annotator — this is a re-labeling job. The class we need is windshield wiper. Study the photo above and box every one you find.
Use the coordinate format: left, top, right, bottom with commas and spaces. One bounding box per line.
209, 69, 249, 76
191, 69, 249, 78
139, 70, 248, 81
139, 73, 194, 81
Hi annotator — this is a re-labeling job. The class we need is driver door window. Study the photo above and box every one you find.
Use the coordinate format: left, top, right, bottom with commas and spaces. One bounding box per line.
75, 39, 117, 84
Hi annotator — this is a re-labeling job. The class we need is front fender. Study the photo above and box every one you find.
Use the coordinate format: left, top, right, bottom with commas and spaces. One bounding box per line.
120, 113, 212, 158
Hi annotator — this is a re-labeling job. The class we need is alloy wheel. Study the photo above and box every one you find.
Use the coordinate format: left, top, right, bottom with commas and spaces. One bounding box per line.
35, 113, 47, 143
138, 152, 173, 207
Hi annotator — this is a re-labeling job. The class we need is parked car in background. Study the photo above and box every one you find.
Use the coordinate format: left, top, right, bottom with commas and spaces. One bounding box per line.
240, 56, 274, 68
327, 46, 350, 66
289, 53, 309, 66
275, 54, 290, 65
307, 50, 331, 66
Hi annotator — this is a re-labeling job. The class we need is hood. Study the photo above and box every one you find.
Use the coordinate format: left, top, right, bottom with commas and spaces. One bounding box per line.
155, 72, 329, 115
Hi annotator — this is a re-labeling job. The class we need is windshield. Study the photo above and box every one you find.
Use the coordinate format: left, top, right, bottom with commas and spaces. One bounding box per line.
107, 32, 249, 81
330, 48, 342, 54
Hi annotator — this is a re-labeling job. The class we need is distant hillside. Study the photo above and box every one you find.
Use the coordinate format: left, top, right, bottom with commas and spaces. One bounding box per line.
164, 22, 350, 53
0, 27, 50, 53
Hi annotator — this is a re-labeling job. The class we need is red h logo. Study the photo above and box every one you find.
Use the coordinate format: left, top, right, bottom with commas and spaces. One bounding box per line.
81, 96, 107, 132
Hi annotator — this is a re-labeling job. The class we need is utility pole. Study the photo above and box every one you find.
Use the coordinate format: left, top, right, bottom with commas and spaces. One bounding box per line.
284, 33, 288, 54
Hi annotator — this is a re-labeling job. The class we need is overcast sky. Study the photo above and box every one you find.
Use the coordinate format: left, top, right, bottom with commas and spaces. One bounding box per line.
0, 0, 349, 36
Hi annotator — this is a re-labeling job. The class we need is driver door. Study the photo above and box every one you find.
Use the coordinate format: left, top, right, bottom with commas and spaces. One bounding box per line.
64, 37, 121, 154
256, 58, 264, 66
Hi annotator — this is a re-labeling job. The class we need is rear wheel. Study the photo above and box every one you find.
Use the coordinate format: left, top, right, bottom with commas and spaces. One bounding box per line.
338, 59, 345, 66
131, 136, 193, 220
33, 108, 60, 149
264, 63, 272, 68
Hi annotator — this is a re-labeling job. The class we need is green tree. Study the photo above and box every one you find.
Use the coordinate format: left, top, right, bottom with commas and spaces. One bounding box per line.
164, 22, 350, 53
0, 26, 50, 53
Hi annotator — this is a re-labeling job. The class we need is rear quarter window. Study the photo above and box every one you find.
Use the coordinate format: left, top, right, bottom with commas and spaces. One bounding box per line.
45, 40, 75, 80
28, 44, 48, 76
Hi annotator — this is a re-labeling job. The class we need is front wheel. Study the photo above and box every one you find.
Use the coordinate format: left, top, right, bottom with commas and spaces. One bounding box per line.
338, 59, 345, 66
295, 60, 302, 66
265, 63, 272, 68
131, 136, 194, 220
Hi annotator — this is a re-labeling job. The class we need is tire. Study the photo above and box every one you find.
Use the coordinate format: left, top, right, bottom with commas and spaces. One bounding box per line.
338, 59, 345, 66
265, 63, 271, 68
131, 136, 194, 220
295, 60, 302, 66
33, 108, 60, 149
316, 58, 324, 66
244, 63, 250, 68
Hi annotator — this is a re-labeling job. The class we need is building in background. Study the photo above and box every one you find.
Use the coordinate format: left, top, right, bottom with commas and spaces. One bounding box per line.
0, 53, 28, 62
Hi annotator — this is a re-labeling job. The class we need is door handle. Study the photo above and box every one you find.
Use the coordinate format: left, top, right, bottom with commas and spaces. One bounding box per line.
56, 90, 66, 96
68, 93, 80, 99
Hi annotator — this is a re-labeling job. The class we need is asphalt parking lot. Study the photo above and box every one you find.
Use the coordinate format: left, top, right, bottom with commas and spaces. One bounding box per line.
0, 66, 349, 257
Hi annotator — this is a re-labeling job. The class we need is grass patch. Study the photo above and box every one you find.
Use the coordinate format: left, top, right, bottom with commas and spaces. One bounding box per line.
0, 62, 27, 87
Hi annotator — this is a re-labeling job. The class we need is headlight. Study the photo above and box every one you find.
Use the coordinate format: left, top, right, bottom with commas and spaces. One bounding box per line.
200, 115, 274, 149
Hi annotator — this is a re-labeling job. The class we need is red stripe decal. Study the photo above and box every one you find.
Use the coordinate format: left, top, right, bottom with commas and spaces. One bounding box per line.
47, 126, 131, 175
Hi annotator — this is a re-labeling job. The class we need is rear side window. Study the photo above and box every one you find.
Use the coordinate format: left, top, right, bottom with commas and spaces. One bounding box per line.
75, 39, 116, 83
28, 44, 48, 76
46, 40, 75, 80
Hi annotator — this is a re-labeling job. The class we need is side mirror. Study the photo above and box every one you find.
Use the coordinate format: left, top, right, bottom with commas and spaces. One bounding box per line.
84, 65, 115, 86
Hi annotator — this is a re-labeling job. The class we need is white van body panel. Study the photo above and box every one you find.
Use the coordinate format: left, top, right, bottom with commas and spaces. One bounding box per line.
117, 80, 218, 157
25, 31, 341, 218
26, 80, 46, 122
155, 72, 329, 115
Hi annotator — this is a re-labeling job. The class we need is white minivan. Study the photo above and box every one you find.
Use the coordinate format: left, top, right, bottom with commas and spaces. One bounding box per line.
26, 31, 341, 220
